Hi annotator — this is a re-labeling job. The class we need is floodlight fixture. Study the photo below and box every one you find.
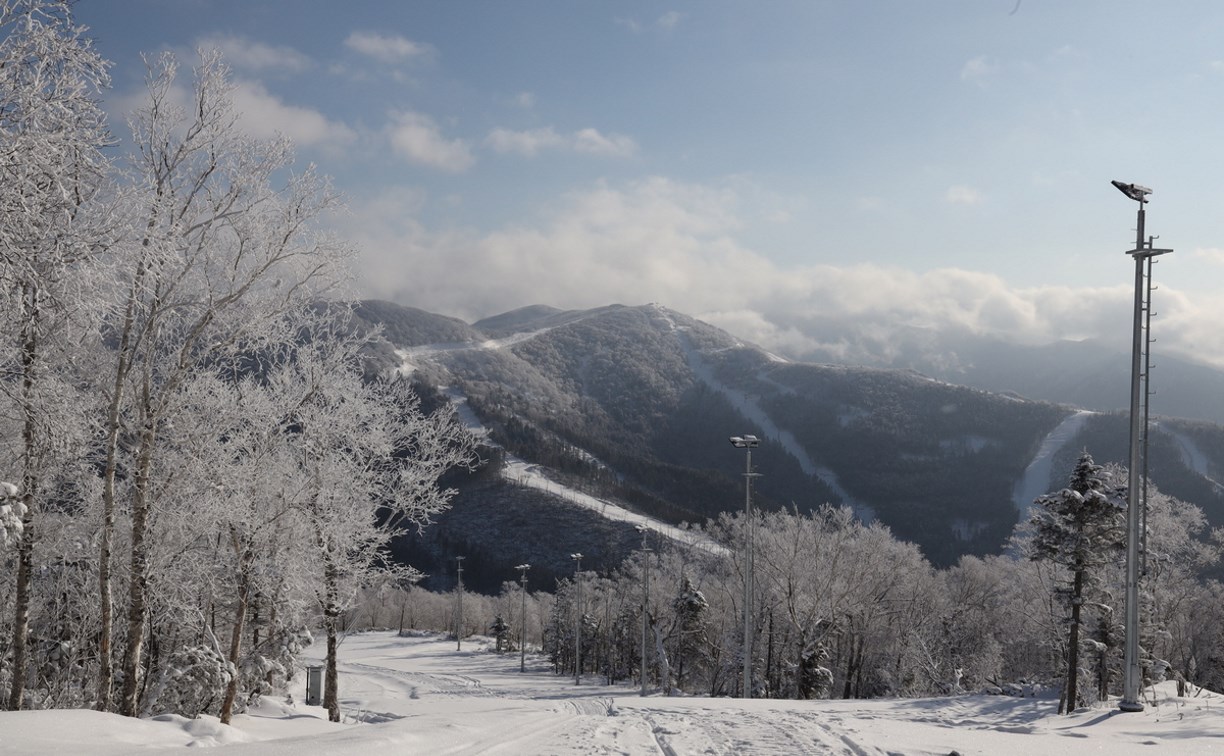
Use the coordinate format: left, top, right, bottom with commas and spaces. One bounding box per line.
1112, 180, 1152, 203
729, 435, 760, 448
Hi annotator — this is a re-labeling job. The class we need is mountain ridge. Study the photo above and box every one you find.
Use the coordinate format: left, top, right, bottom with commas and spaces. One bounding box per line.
360, 300, 1224, 591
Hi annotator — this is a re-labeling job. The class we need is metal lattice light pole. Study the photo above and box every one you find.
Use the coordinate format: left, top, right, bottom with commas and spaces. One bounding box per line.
1111, 180, 1172, 713
636, 525, 652, 697
516, 564, 530, 673
729, 434, 760, 698
571, 552, 583, 686
455, 556, 465, 652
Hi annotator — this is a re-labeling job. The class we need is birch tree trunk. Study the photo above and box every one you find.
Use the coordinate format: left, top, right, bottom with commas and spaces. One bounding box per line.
6, 287, 39, 710
219, 526, 253, 724
322, 547, 342, 723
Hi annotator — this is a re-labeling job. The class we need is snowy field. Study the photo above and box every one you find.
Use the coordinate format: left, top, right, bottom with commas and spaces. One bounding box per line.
4, 631, 1224, 755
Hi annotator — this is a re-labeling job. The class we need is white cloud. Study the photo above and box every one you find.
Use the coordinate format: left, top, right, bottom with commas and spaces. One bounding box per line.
617, 11, 684, 34
573, 128, 637, 156
343, 177, 1224, 370
960, 55, 998, 84
945, 185, 983, 205
485, 127, 565, 157
485, 126, 637, 158
655, 11, 683, 31
195, 34, 312, 73
345, 32, 431, 63
1193, 247, 1224, 265
108, 74, 355, 151
231, 80, 356, 147
387, 111, 474, 172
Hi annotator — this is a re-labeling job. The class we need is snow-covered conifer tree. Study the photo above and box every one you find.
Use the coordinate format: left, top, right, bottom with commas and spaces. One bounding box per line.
1026, 452, 1125, 713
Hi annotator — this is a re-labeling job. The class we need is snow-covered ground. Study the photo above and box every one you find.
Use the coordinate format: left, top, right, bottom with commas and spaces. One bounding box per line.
6, 631, 1223, 755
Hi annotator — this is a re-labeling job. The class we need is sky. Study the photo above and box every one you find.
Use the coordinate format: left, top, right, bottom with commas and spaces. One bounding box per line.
70, 1, 1224, 367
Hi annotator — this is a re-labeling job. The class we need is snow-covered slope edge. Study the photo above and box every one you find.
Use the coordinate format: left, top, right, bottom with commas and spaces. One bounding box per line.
400, 353, 722, 555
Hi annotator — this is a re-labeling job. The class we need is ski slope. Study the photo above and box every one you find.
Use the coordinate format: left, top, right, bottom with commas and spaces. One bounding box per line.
6, 631, 1224, 755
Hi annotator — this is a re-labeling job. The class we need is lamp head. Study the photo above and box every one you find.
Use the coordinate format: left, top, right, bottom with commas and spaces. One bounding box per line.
729, 434, 761, 448
1112, 180, 1152, 203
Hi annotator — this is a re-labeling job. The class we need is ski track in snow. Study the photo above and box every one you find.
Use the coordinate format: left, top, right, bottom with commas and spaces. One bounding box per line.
1012, 410, 1094, 521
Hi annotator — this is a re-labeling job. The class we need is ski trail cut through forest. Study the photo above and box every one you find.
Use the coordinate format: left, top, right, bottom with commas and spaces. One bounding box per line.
1158, 422, 1224, 493
1011, 410, 1095, 521
398, 353, 725, 555
651, 306, 874, 523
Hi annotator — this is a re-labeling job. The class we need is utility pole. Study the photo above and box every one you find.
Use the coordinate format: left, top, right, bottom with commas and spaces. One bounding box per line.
636, 526, 652, 697
516, 564, 530, 673
729, 435, 761, 698
455, 556, 465, 652
571, 553, 583, 686
1111, 180, 1172, 712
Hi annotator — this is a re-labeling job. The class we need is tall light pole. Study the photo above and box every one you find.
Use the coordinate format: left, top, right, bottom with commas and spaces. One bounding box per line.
516, 564, 530, 673
730, 434, 761, 698
571, 552, 583, 686
455, 556, 465, 652
1111, 180, 1172, 713
636, 525, 652, 697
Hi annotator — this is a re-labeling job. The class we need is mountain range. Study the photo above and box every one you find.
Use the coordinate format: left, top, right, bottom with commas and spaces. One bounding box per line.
788, 324, 1224, 426
348, 300, 1224, 593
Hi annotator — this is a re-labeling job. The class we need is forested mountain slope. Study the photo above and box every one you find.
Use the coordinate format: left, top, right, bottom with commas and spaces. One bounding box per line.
363, 301, 1224, 587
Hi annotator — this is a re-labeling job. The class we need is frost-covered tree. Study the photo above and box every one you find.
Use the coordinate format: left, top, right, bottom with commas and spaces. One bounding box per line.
0, 481, 21, 548
1026, 452, 1125, 713
1134, 486, 1220, 691
669, 573, 709, 690
0, 0, 111, 711
270, 333, 475, 722
94, 49, 349, 716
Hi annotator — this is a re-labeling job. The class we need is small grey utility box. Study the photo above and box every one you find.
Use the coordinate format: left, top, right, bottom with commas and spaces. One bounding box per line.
305, 665, 324, 706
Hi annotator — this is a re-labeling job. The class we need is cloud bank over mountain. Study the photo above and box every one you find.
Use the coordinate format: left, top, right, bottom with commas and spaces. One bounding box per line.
344, 176, 1224, 371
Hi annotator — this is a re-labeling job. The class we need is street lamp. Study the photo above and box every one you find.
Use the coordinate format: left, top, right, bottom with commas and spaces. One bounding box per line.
455, 556, 465, 652
515, 564, 530, 673
729, 434, 761, 698
1112, 180, 1172, 713
636, 525, 652, 697
571, 553, 583, 686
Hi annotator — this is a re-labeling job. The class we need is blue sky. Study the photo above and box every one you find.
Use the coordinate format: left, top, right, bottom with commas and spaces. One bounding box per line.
72, 1, 1224, 367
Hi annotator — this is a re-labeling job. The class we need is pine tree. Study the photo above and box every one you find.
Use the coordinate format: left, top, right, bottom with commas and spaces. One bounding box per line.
670, 574, 709, 690
1028, 452, 1125, 713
